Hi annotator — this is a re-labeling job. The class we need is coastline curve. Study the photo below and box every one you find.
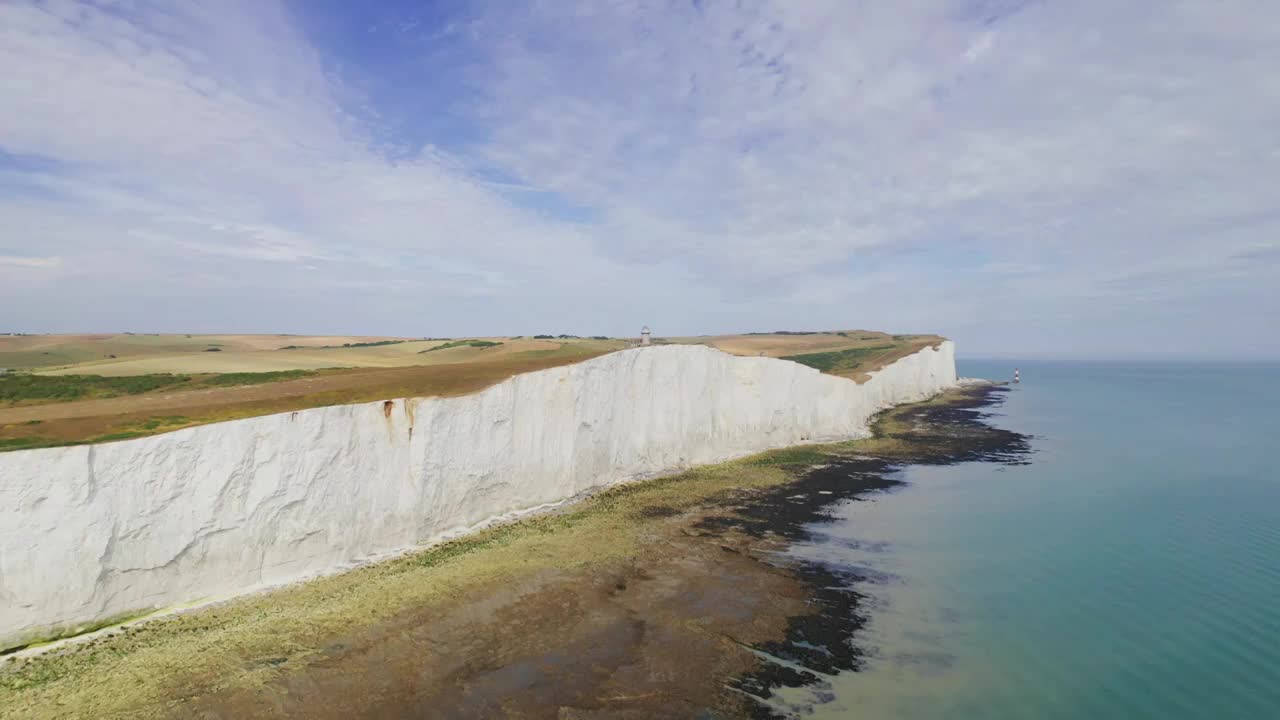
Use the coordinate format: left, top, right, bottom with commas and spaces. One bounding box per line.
0, 342, 956, 651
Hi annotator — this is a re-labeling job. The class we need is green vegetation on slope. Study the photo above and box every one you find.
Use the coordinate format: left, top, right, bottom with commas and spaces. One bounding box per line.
281, 340, 408, 350
780, 344, 896, 373
0, 437, 42, 451
419, 340, 504, 353
0, 374, 192, 404
0, 417, 195, 452
0, 371, 318, 407
197, 370, 315, 387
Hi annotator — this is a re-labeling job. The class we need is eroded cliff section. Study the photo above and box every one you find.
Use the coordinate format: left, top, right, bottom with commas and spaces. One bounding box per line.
0, 342, 955, 651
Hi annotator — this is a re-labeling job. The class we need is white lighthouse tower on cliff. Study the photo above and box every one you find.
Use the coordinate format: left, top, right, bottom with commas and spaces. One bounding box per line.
640, 326, 651, 346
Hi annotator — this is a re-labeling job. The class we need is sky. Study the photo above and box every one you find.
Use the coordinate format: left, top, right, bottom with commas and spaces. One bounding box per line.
2, 0, 1277, 359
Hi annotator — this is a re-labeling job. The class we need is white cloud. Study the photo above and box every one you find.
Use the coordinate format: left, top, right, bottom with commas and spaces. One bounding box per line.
0, 0, 1277, 357
471, 0, 1280, 283
0, 0, 654, 321
459, 0, 1280, 354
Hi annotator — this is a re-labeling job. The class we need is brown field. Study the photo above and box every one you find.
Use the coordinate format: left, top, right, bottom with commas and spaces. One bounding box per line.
0, 350, 610, 451
0, 330, 944, 450
34, 337, 627, 376
0, 334, 414, 371
683, 330, 946, 382
688, 329, 897, 356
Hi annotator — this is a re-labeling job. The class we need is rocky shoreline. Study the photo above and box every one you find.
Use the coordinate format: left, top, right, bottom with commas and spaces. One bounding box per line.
710, 384, 1032, 717
0, 385, 1029, 720
190, 385, 1029, 720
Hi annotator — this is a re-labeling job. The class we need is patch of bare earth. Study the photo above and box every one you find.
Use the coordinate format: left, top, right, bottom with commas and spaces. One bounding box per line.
0, 352, 609, 448
191, 526, 801, 720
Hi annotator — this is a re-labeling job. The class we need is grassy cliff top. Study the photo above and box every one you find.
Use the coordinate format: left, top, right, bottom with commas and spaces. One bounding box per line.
0, 330, 944, 451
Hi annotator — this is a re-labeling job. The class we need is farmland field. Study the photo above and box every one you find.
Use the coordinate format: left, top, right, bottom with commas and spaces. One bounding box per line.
29, 336, 625, 375
0, 330, 941, 450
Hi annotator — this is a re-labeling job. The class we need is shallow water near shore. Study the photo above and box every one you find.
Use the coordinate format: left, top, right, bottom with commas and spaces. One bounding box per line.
783, 359, 1280, 719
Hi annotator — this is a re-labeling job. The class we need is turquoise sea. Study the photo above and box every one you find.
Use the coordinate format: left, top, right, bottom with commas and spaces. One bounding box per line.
782, 360, 1280, 719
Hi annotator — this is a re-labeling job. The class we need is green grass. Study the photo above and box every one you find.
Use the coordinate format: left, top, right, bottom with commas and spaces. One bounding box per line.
0, 610, 156, 663
419, 340, 503, 353
0, 417, 192, 453
1, 371, 318, 408
86, 432, 146, 443
281, 340, 407, 350
0, 374, 192, 404
780, 344, 897, 373
0, 437, 45, 450
197, 370, 314, 387
745, 446, 831, 466
136, 416, 189, 431
338, 340, 405, 348
507, 343, 593, 360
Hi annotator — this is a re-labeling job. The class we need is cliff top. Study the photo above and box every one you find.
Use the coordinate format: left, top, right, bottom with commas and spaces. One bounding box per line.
0, 330, 943, 451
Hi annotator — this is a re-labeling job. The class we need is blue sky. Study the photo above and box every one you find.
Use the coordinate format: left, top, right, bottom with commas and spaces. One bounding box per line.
2, 0, 1277, 358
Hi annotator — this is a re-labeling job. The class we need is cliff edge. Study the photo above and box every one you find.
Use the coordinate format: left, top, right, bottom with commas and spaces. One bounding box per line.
0, 341, 955, 651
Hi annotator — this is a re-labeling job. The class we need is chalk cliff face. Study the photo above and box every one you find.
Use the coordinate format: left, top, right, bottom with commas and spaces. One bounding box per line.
0, 342, 955, 650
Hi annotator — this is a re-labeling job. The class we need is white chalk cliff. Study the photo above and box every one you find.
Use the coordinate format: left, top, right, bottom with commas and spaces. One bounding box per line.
0, 342, 956, 650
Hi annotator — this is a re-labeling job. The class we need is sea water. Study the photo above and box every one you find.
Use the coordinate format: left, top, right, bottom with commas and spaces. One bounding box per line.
785, 360, 1280, 719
